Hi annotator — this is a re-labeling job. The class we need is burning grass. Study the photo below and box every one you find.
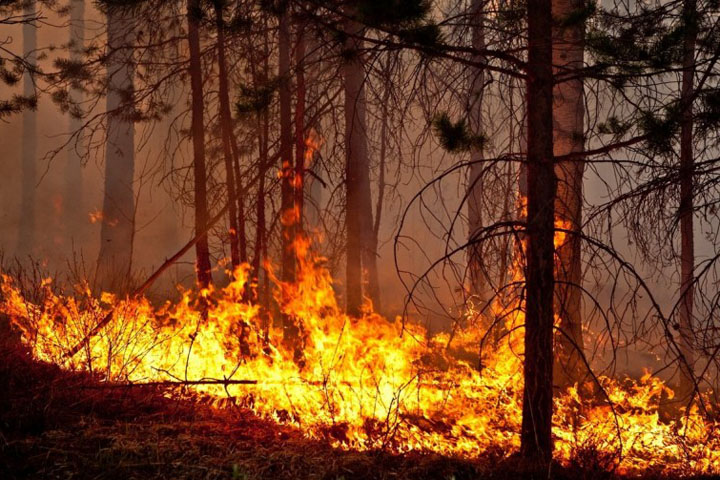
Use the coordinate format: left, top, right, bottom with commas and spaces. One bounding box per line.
1, 342, 715, 480
1, 240, 720, 477
0, 342, 484, 480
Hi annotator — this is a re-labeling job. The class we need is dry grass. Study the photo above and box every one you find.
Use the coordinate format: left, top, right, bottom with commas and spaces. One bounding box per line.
0, 339, 716, 480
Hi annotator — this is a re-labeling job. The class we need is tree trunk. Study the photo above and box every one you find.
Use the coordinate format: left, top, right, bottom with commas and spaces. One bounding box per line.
96, 5, 135, 292
343, 17, 372, 317
369, 58, 392, 315
252, 22, 270, 305
521, 0, 556, 464
361, 155, 379, 312
677, 0, 698, 405
552, 0, 586, 389
253, 112, 267, 303
294, 23, 306, 240
187, 0, 212, 288
230, 138, 248, 264
214, 1, 240, 270
253, 118, 267, 288
65, 0, 85, 251
303, 34, 323, 232
466, 0, 489, 308
18, 0, 37, 258
279, 8, 295, 285
278, 8, 301, 356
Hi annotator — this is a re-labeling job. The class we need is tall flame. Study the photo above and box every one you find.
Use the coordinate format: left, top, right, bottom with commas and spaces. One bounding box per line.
2, 237, 719, 475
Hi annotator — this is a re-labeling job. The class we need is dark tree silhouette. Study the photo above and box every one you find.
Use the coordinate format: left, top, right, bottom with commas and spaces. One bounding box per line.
521, 0, 555, 463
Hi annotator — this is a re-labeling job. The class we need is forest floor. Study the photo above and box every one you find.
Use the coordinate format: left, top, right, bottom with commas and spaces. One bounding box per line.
0, 342, 717, 480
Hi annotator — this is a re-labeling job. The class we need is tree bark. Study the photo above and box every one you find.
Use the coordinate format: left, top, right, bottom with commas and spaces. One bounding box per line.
18, 0, 37, 258
65, 0, 85, 251
343, 16, 372, 317
253, 117, 267, 290
552, 0, 586, 389
303, 34, 323, 232
369, 57, 392, 315
96, 4, 135, 292
279, 8, 295, 285
187, 0, 212, 288
677, 0, 698, 405
230, 138, 248, 264
214, 1, 240, 270
251, 21, 270, 306
294, 22, 306, 240
466, 0, 489, 308
521, 0, 556, 464
278, 8, 301, 356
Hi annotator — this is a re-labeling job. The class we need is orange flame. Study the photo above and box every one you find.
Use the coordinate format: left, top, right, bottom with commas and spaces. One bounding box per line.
304, 128, 322, 168
89, 209, 103, 224
2, 238, 719, 475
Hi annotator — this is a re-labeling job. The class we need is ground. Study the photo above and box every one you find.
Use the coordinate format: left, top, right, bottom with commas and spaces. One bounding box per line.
0, 343, 716, 480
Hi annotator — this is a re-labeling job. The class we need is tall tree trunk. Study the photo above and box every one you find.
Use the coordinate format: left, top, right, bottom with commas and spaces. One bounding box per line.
253, 117, 267, 288
369, 58, 392, 315
343, 17, 372, 317
230, 139, 248, 264
278, 8, 301, 355
187, 0, 212, 288
279, 8, 295, 284
303, 31, 323, 232
253, 110, 267, 302
96, 5, 135, 292
18, 0, 37, 258
214, 1, 240, 270
678, 0, 698, 405
552, 0, 586, 389
466, 0, 489, 308
361, 155, 379, 313
294, 23, 306, 240
66, 0, 84, 250
521, 0, 556, 464
252, 22, 270, 305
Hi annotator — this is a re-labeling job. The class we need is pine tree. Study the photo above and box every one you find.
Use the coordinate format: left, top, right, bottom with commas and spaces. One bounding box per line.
96, 1, 136, 292
187, 0, 212, 288
521, 0, 555, 463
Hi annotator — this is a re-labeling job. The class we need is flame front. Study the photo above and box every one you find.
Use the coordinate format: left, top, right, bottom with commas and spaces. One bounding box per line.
2, 238, 719, 475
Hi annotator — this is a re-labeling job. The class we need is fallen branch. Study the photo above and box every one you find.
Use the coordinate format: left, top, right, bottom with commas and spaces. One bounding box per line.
80, 379, 259, 388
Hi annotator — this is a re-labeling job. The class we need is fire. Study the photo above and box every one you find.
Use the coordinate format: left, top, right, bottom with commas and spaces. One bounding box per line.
2, 238, 720, 475
304, 128, 322, 168
88, 209, 103, 224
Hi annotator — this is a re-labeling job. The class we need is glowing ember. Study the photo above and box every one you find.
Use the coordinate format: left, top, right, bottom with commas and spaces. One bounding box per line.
2, 239, 719, 475
88, 210, 103, 224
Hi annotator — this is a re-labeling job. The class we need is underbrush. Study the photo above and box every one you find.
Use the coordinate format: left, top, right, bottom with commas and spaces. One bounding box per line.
0, 338, 715, 480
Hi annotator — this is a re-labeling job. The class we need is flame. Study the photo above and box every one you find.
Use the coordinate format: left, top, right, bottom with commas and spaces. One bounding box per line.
554, 217, 571, 249
89, 210, 103, 224
2, 237, 719, 475
304, 128, 322, 169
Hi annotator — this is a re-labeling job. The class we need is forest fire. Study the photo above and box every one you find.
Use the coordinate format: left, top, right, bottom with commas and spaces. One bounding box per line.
2, 240, 719, 476
4, 0, 720, 477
